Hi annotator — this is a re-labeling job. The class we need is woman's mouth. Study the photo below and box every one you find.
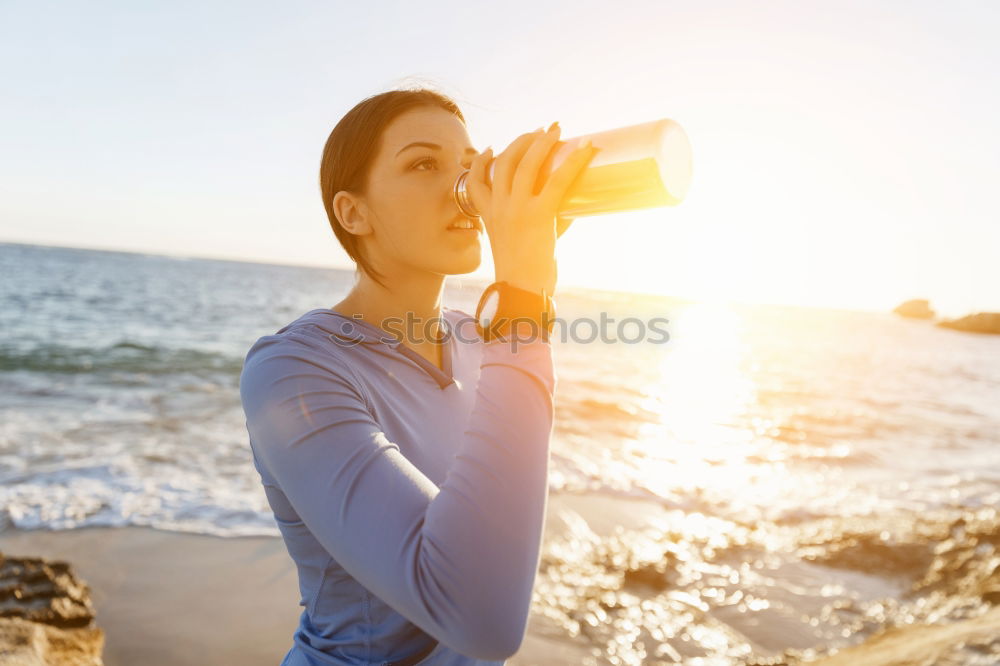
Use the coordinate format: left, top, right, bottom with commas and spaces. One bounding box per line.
446, 218, 483, 233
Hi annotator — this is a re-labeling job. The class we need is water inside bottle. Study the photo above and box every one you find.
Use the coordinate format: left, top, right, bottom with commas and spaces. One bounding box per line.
545, 118, 692, 218
559, 156, 676, 217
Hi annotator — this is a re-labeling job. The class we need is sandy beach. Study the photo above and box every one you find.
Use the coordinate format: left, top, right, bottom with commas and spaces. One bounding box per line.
4, 486, 1000, 665
0, 493, 639, 665
0, 525, 598, 665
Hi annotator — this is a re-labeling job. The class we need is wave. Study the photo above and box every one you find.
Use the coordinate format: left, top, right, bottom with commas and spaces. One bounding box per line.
0, 341, 244, 376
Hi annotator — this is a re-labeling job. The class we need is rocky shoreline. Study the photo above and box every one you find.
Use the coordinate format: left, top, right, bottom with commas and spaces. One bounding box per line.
0, 551, 104, 665
3, 505, 1000, 665
937, 311, 1000, 335
893, 299, 1000, 334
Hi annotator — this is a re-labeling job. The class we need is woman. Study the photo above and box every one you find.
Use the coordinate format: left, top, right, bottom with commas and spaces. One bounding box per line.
239, 88, 596, 665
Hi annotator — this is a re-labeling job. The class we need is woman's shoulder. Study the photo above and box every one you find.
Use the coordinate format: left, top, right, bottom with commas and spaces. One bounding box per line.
242, 309, 364, 377
239, 311, 374, 414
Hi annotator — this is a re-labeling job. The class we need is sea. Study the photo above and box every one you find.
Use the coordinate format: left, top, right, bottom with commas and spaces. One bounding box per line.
2, 241, 999, 665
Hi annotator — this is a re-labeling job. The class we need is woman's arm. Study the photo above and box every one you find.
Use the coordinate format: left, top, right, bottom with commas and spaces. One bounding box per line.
239, 332, 554, 661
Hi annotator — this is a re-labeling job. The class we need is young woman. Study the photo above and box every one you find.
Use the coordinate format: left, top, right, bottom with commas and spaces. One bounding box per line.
239, 88, 596, 665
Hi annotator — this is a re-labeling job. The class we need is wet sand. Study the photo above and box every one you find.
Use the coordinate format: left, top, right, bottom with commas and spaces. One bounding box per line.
6, 492, 994, 665
0, 525, 598, 664
0, 493, 626, 665
808, 605, 1000, 666
0, 525, 302, 665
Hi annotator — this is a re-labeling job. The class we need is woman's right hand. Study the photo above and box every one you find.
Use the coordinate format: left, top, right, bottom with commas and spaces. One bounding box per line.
464, 123, 596, 296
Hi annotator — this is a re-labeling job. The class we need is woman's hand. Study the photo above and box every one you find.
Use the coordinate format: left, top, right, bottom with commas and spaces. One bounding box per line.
465, 124, 594, 296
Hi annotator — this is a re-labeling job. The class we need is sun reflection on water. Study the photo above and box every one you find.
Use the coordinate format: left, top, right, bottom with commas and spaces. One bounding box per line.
538, 297, 1000, 664
624, 303, 770, 501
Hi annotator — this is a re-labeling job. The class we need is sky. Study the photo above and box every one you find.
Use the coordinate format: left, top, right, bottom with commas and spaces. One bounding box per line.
1, 0, 998, 316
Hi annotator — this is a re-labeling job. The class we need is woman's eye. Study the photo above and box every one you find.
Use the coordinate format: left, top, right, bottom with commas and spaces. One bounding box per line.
412, 157, 437, 171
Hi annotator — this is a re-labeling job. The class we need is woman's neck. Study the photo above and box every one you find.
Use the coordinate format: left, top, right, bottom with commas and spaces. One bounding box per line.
331, 271, 448, 346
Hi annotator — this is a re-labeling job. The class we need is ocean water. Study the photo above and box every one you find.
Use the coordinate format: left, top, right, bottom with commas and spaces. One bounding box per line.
2, 241, 999, 664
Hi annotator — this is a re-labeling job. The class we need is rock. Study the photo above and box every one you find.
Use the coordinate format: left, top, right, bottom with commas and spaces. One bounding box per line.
937, 312, 1000, 335
0, 551, 104, 665
892, 299, 935, 319
805, 605, 1000, 666
622, 557, 678, 591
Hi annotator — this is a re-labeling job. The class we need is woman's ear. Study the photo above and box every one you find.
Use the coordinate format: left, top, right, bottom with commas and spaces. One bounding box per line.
332, 191, 373, 236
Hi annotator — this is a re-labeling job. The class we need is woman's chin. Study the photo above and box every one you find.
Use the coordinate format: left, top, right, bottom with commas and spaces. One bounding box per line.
440, 249, 483, 275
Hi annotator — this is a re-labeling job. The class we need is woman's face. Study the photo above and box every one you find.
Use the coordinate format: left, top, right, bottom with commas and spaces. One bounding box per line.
354, 106, 483, 279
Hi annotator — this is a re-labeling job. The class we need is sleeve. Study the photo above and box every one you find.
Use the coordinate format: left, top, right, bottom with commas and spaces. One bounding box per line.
239, 333, 555, 661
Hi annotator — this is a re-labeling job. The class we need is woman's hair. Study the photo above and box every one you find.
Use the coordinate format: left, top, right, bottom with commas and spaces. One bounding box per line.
320, 87, 466, 288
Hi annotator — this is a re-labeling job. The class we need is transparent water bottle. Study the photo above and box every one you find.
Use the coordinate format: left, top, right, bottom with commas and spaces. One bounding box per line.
453, 117, 692, 219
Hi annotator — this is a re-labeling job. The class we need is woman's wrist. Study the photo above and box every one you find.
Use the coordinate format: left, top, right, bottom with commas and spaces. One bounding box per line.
494, 270, 554, 297
488, 318, 552, 343
498, 280, 547, 295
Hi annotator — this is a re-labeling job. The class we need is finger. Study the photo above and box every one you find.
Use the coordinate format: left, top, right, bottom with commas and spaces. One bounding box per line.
465, 147, 493, 218
492, 128, 546, 197
541, 142, 597, 212
511, 122, 561, 198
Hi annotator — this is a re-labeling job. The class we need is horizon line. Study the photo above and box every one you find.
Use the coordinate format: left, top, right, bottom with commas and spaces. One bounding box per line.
0, 236, 941, 317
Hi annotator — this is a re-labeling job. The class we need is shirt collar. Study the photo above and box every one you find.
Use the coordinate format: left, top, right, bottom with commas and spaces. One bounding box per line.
310, 308, 454, 347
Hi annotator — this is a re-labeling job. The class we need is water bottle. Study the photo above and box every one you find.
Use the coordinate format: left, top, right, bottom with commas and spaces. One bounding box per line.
453, 117, 692, 219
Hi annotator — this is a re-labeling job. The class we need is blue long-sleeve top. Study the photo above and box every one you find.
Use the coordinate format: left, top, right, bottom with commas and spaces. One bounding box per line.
239, 306, 556, 665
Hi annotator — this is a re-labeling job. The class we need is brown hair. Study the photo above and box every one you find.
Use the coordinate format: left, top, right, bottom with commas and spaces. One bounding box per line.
319, 87, 466, 289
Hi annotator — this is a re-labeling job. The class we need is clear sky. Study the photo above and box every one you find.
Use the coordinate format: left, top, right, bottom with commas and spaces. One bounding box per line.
1, 0, 997, 316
